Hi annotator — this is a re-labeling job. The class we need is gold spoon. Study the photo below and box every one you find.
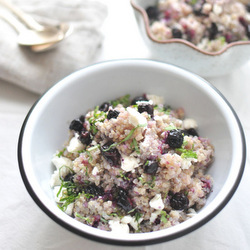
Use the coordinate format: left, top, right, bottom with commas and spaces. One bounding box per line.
0, 0, 72, 52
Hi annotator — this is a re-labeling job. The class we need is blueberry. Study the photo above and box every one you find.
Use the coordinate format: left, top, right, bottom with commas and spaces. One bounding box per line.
101, 141, 121, 166
92, 220, 99, 228
144, 161, 159, 175
107, 110, 120, 120
64, 173, 75, 182
208, 22, 218, 40
131, 95, 148, 105
186, 29, 195, 41
79, 115, 85, 123
239, 16, 247, 27
154, 218, 161, 225
192, 0, 205, 16
99, 102, 110, 112
166, 129, 184, 148
170, 192, 189, 210
69, 119, 83, 132
114, 187, 133, 212
238, 17, 250, 38
138, 104, 154, 117
79, 130, 91, 145
84, 184, 104, 197
146, 6, 159, 20
183, 128, 199, 137
172, 28, 182, 38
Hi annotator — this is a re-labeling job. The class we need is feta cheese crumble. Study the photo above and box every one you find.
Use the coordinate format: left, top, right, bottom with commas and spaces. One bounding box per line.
149, 194, 164, 210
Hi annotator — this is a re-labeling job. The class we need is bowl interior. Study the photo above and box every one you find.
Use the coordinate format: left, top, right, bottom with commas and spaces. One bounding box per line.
19, 60, 245, 245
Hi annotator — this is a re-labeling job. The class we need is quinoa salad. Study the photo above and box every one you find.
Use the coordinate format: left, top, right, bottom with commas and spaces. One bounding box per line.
50, 94, 214, 233
146, 0, 250, 52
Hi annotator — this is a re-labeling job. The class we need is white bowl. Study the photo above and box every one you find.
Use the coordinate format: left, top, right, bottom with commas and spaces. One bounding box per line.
18, 59, 246, 246
131, 0, 250, 77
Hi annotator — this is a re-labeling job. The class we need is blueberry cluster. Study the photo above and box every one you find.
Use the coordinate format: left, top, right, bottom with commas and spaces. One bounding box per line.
69, 116, 91, 145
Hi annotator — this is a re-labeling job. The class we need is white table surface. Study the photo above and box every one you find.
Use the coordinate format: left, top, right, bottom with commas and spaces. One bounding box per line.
1, 1, 250, 249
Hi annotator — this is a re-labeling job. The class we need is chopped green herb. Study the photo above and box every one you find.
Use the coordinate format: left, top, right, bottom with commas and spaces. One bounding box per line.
163, 192, 168, 200
138, 175, 156, 189
160, 211, 169, 224
83, 192, 94, 199
121, 123, 146, 144
87, 145, 100, 151
85, 144, 100, 163
116, 170, 130, 181
102, 123, 147, 152
100, 217, 108, 223
85, 166, 89, 177
58, 165, 74, 181
56, 169, 84, 212
135, 211, 142, 222
75, 213, 91, 223
77, 149, 85, 154
176, 148, 197, 159
130, 138, 140, 154
165, 125, 177, 131
88, 106, 106, 135
56, 148, 66, 157
190, 0, 198, 5
109, 212, 118, 217
155, 105, 171, 115
109, 211, 123, 218
110, 94, 130, 108
218, 36, 226, 44
128, 207, 137, 214
85, 150, 93, 162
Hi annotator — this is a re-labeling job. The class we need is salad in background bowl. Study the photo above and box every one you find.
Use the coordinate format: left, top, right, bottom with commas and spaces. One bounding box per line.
131, 0, 250, 77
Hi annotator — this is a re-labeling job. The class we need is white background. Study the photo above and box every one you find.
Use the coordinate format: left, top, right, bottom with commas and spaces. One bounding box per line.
0, 0, 250, 249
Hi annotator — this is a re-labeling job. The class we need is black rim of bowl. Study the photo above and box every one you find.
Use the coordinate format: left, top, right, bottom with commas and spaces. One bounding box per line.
17, 59, 246, 246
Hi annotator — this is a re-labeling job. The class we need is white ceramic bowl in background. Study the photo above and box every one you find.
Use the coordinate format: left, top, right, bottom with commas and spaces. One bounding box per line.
18, 59, 246, 246
130, 0, 250, 77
